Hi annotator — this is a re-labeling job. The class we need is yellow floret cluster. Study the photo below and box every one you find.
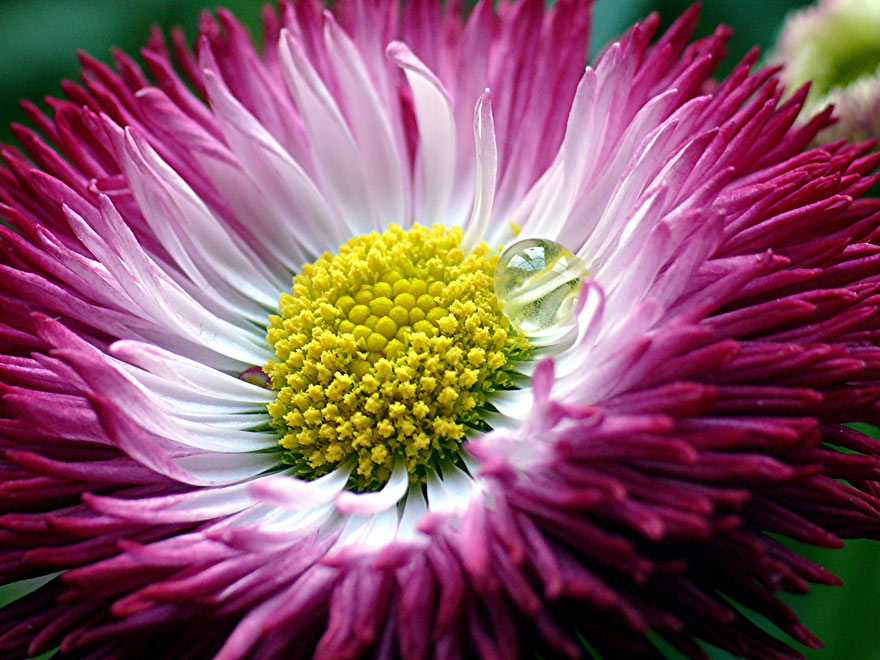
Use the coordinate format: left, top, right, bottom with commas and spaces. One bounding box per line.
264, 223, 531, 491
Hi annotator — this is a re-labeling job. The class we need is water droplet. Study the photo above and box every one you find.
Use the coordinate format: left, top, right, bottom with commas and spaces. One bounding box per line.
494, 238, 587, 334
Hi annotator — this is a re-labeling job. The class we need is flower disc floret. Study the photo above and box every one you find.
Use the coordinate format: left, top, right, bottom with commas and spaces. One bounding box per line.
264, 223, 530, 490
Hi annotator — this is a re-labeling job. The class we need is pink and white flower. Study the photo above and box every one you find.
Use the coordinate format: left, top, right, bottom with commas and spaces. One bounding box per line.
1, 2, 880, 659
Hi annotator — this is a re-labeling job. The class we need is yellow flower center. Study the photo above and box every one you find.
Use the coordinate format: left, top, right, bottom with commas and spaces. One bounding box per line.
264, 223, 531, 491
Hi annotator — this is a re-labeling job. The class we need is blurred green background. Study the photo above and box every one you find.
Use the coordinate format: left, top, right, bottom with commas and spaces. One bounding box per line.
0, 0, 878, 658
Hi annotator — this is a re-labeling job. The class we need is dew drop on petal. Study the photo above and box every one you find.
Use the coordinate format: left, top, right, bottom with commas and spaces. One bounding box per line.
494, 238, 587, 334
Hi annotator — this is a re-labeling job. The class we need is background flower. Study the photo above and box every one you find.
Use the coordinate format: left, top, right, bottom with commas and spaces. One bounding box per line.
770, 0, 880, 144
0, 1, 870, 660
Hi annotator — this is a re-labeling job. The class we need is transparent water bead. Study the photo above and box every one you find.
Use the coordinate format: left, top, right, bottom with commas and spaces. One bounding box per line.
494, 238, 587, 334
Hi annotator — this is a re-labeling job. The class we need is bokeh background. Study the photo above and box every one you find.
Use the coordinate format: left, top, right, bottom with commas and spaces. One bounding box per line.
0, 0, 878, 658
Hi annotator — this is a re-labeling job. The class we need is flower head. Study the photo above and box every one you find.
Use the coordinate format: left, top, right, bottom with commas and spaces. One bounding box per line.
772, 0, 880, 142
1, 2, 880, 660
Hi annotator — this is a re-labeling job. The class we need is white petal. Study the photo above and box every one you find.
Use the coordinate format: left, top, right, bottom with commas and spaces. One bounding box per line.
335, 462, 409, 514
279, 29, 382, 235
107, 123, 280, 313
112, 340, 275, 404
322, 14, 410, 226
200, 65, 345, 258
461, 90, 498, 254
249, 467, 352, 511
387, 41, 457, 224
175, 451, 278, 484
425, 464, 475, 513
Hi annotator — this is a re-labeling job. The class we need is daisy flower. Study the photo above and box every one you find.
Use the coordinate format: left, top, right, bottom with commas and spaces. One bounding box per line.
1, 2, 880, 659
